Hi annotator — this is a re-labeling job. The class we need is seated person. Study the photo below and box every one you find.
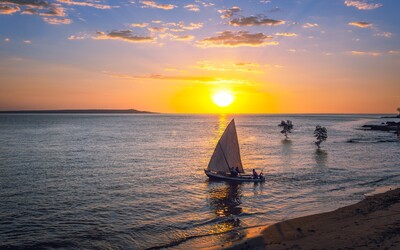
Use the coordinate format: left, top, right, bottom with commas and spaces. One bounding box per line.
231, 168, 238, 177
252, 169, 258, 179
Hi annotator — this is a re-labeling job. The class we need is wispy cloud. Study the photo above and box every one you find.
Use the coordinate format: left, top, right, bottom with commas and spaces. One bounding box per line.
68, 34, 87, 40
23, 40, 32, 44
148, 27, 168, 33
275, 32, 298, 37
56, 0, 112, 10
0, 5, 20, 14
43, 17, 72, 24
131, 23, 149, 28
350, 50, 381, 56
302, 23, 319, 28
4, 38, 10, 42
197, 31, 278, 48
94, 30, 155, 43
344, 0, 382, 10
218, 6, 240, 19
388, 50, 400, 55
0, 0, 74, 24
21, 8, 38, 14
169, 34, 195, 41
140, 0, 175, 10
348, 21, 372, 28
194, 61, 263, 73
1, 0, 50, 8
103, 71, 217, 83
229, 16, 285, 26
165, 22, 203, 31
374, 31, 393, 38
184, 4, 200, 12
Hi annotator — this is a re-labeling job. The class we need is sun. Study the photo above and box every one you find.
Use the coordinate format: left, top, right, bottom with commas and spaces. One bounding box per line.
212, 91, 234, 107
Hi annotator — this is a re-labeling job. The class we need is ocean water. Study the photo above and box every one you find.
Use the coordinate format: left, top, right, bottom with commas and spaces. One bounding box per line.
0, 114, 399, 249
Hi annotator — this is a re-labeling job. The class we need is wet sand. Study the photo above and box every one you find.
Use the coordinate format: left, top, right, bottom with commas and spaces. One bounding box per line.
227, 187, 400, 249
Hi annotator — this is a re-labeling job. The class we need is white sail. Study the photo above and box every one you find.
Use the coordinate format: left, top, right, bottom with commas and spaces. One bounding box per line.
207, 119, 244, 173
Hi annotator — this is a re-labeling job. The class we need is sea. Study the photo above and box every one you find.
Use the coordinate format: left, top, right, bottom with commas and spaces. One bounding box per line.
0, 114, 399, 249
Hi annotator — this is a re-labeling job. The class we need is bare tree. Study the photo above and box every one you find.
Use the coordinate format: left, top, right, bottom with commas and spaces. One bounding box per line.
278, 120, 293, 138
314, 125, 327, 148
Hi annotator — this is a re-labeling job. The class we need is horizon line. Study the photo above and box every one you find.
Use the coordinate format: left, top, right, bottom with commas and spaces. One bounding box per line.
0, 109, 397, 115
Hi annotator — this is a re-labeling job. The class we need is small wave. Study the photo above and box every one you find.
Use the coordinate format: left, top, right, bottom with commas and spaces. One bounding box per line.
346, 138, 399, 143
146, 224, 267, 250
357, 174, 400, 187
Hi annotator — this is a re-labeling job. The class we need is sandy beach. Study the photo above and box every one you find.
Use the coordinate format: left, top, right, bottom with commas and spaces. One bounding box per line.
227, 187, 400, 250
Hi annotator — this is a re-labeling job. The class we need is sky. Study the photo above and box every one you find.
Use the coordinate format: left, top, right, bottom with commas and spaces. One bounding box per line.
0, 0, 399, 113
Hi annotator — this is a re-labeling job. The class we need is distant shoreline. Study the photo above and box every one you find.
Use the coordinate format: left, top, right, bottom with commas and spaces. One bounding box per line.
0, 109, 156, 114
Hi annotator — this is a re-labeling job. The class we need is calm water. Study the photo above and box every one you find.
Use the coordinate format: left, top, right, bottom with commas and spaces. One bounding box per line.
0, 114, 399, 249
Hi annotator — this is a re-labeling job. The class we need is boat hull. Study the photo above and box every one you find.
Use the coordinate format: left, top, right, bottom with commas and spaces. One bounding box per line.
205, 170, 265, 183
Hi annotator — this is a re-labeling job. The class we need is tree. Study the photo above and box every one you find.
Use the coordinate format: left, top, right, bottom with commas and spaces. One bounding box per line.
314, 125, 327, 148
278, 120, 293, 138
397, 107, 400, 116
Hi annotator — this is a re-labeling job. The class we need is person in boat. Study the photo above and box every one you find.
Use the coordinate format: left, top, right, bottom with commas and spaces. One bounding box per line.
252, 169, 258, 179
230, 167, 238, 177
235, 167, 240, 177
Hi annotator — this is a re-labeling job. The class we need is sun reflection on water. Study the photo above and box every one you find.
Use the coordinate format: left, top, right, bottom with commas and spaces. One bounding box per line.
207, 183, 242, 235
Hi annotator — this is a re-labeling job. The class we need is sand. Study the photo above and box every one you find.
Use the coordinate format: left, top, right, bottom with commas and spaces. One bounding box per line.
227, 187, 400, 250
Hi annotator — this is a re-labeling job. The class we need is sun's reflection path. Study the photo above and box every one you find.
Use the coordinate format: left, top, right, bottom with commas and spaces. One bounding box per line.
217, 114, 227, 137
207, 182, 243, 235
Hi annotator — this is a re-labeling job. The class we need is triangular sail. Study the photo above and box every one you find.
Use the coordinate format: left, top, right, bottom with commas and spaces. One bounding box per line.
207, 119, 244, 173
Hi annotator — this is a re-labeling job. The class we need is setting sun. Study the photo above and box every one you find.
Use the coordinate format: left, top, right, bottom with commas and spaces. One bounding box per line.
212, 91, 234, 107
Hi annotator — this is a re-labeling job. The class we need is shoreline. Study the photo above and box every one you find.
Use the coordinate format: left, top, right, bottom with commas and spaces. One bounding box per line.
226, 187, 400, 249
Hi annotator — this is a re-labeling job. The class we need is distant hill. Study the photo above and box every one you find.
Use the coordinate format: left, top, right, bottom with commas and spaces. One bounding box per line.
0, 109, 156, 114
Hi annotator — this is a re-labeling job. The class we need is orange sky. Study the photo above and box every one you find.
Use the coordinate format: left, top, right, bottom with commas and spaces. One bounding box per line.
0, 0, 399, 113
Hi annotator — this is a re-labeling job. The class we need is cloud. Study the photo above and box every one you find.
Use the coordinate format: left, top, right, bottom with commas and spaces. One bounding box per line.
103, 71, 217, 83
348, 21, 372, 28
0, 4, 20, 14
388, 50, 400, 55
275, 32, 298, 37
374, 31, 392, 38
39, 5, 66, 17
170, 34, 195, 41
166, 22, 203, 30
140, 0, 175, 10
195, 0, 214, 8
94, 30, 155, 43
1, 0, 50, 8
302, 23, 319, 28
344, 0, 382, 10
194, 61, 263, 73
218, 6, 240, 19
1, 0, 75, 24
229, 16, 285, 26
42, 17, 72, 24
148, 27, 167, 32
131, 23, 149, 28
68, 35, 86, 40
23, 40, 31, 43
4, 38, 10, 42
56, 0, 112, 10
21, 7, 38, 14
350, 50, 381, 56
184, 4, 200, 12
197, 31, 278, 48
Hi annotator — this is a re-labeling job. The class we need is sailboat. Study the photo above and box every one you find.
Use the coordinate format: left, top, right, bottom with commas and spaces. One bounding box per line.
205, 119, 265, 182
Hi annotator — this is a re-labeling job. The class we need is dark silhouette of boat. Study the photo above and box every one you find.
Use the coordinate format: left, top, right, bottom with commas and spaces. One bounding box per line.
205, 119, 265, 183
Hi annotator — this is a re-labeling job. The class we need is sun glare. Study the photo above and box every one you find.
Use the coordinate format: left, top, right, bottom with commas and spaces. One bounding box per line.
212, 91, 234, 107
